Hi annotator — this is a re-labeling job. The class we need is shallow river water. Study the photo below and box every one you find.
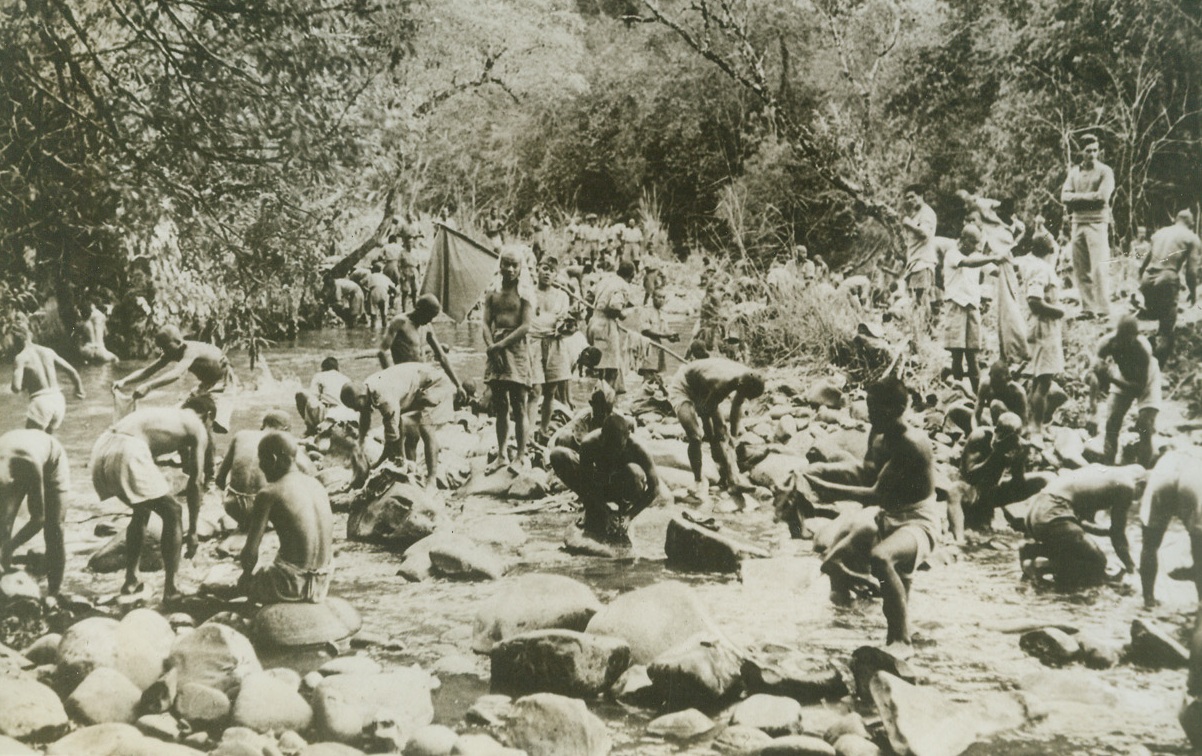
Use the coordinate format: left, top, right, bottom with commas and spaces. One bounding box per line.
1, 324, 1198, 754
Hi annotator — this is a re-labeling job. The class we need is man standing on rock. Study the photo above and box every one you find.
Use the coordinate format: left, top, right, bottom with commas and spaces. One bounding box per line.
529, 256, 573, 442
11, 325, 85, 435
0, 429, 71, 597
668, 357, 764, 499
942, 224, 1010, 393
483, 249, 533, 469
901, 184, 938, 322
1094, 314, 1161, 467
571, 414, 659, 544
805, 376, 940, 656
1015, 464, 1144, 589
89, 397, 215, 602
217, 410, 314, 530
341, 361, 457, 492
1061, 135, 1115, 319
114, 325, 238, 433
1138, 209, 1199, 363
239, 431, 334, 604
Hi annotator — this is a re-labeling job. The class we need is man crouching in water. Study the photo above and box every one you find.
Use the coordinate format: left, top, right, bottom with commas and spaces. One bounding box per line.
239, 431, 334, 604
804, 376, 939, 657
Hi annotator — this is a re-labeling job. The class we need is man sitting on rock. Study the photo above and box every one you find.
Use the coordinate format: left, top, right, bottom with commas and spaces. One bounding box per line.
1013, 464, 1145, 589
667, 357, 764, 499
1138, 449, 1202, 608
89, 396, 215, 602
973, 359, 1028, 429
239, 431, 334, 604
0, 429, 71, 597
341, 361, 456, 492
217, 411, 315, 530
570, 415, 660, 544
805, 376, 940, 657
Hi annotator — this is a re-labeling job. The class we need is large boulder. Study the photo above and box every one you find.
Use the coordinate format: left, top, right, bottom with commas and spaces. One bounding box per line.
647, 634, 744, 710
0, 676, 69, 739
0, 736, 35, 754
57, 610, 175, 694
646, 709, 715, 740
664, 516, 769, 573
472, 574, 602, 654
848, 646, 914, 700
88, 521, 164, 573
175, 682, 232, 726
56, 616, 120, 693
46, 723, 143, 755
501, 693, 611, 756
232, 671, 313, 732
403, 724, 458, 756
169, 621, 262, 695
870, 672, 1028, 756
729, 694, 804, 736
114, 609, 177, 690
1128, 618, 1189, 669
251, 597, 362, 649
311, 668, 434, 744
490, 630, 631, 698
22, 633, 61, 666
586, 582, 722, 664
67, 667, 143, 725
741, 651, 848, 703
1019, 628, 1080, 668
429, 537, 509, 581
347, 482, 447, 549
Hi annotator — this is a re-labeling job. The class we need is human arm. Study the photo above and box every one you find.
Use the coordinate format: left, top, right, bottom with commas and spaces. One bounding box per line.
53, 353, 85, 398
378, 320, 401, 367
215, 437, 236, 490
114, 356, 169, 391
629, 442, 660, 513
183, 429, 208, 557
1027, 294, 1065, 320
130, 351, 195, 398
482, 295, 496, 349
11, 353, 23, 394
729, 392, 747, 437
239, 492, 274, 586
426, 332, 465, 402
1108, 500, 1135, 573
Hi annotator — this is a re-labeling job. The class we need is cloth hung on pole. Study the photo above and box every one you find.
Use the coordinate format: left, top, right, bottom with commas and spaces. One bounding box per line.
420, 224, 499, 323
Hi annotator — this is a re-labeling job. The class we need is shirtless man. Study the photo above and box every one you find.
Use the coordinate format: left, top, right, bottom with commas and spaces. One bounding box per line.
89, 398, 214, 601
295, 357, 356, 435
804, 376, 940, 654
80, 301, 119, 364
379, 294, 462, 385
1138, 209, 1200, 363
1139, 448, 1202, 607
216, 410, 314, 530
327, 277, 365, 328
341, 361, 457, 491
483, 250, 533, 467
973, 359, 1028, 428
114, 325, 238, 433
0, 429, 71, 596
365, 262, 397, 329
668, 357, 764, 497
1093, 314, 1160, 467
572, 415, 659, 543
549, 385, 618, 496
239, 431, 334, 604
957, 412, 1050, 535
1016, 464, 1144, 589
11, 326, 85, 434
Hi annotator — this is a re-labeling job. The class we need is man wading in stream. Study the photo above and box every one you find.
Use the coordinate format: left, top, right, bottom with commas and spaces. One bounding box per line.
805, 376, 940, 657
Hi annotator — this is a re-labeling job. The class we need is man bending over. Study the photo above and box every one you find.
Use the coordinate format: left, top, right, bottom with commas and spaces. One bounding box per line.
0, 429, 71, 597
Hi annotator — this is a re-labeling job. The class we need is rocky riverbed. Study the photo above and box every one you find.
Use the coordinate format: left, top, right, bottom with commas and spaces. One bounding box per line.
1, 319, 1200, 755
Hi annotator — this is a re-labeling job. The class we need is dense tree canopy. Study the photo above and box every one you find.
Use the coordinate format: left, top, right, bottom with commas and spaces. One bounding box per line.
2, 0, 1200, 356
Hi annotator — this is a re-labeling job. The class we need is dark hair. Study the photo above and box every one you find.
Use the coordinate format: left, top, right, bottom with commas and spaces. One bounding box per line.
261, 410, 291, 431
1031, 234, 1055, 258
1081, 134, 1099, 148
740, 373, 766, 398
321, 356, 339, 372
866, 375, 908, 417
617, 261, 636, 279
182, 394, 218, 420
903, 183, 925, 196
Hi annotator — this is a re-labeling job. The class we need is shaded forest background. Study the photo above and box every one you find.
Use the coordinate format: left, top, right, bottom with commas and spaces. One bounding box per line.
3, 0, 1201, 358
